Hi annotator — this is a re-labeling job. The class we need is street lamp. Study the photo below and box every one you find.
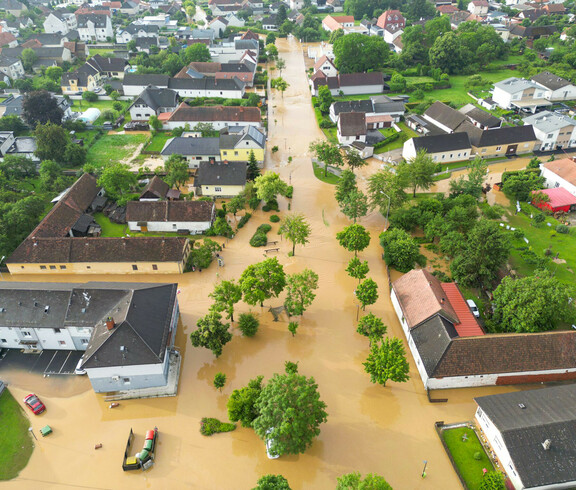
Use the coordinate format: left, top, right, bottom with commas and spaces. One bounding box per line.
28, 427, 37, 441
421, 460, 428, 478
0, 255, 5, 281
380, 192, 391, 231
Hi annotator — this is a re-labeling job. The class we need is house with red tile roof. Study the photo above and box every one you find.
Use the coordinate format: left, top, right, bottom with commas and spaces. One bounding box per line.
322, 15, 354, 32
376, 10, 405, 30
391, 269, 576, 389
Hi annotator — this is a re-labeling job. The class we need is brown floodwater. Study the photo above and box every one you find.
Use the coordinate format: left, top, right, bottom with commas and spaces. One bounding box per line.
4, 37, 526, 490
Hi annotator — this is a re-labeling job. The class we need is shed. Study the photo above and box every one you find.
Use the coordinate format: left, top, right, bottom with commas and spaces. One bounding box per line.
532, 187, 576, 213
78, 108, 101, 124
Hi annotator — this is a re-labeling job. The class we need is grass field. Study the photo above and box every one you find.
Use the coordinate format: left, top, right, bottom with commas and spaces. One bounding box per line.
87, 48, 115, 58
0, 390, 34, 480
312, 161, 340, 184
442, 427, 494, 490
322, 127, 338, 144
86, 133, 148, 165
145, 132, 173, 152
94, 212, 126, 237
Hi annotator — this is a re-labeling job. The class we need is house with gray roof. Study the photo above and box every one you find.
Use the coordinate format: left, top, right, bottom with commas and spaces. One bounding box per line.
492, 77, 551, 113
523, 110, 576, 151
129, 86, 179, 121
77, 13, 113, 42
0, 55, 24, 80
116, 23, 159, 44
459, 103, 502, 130
475, 384, 576, 490
330, 96, 404, 126
337, 112, 367, 146
127, 200, 215, 234
195, 160, 247, 197
403, 132, 472, 163
161, 136, 221, 167
531, 71, 576, 102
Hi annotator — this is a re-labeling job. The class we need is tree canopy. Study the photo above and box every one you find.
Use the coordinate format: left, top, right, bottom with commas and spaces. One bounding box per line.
239, 257, 287, 307
363, 337, 410, 387
279, 213, 311, 255
401, 150, 437, 197
284, 268, 319, 317
336, 224, 371, 256
209, 280, 242, 322
333, 33, 390, 73
97, 163, 138, 205
355, 278, 379, 310
164, 154, 189, 189
254, 172, 289, 204
309, 139, 343, 178
227, 375, 264, 428
336, 471, 393, 490
34, 122, 69, 163
190, 310, 232, 357
380, 228, 423, 273
254, 474, 292, 490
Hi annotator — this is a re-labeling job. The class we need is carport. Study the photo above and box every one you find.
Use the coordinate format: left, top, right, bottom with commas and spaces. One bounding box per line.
0, 349, 83, 376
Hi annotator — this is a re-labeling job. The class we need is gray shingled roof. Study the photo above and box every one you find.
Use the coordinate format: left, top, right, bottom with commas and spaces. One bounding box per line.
523, 111, 576, 133
161, 137, 220, 156
132, 87, 178, 112
412, 132, 471, 153
196, 160, 247, 186
424, 101, 466, 131
532, 71, 572, 91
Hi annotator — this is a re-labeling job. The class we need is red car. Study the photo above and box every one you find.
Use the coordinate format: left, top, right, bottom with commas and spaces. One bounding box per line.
23, 394, 46, 415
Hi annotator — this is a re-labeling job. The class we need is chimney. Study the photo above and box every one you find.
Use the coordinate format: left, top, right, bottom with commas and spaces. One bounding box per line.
542, 439, 552, 450
441, 298, 445, 304
105, 317, 115, 330
223, 160, 228, 165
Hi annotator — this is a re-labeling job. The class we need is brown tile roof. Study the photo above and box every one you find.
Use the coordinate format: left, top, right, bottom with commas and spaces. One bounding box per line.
7, 237, 189, 264
322, 15, 346, 31
167, 102, 260, 123
338, 112, 366, 136
0, 32, 16, 46
241, 29, 259, 40
434, 331, 576, 377
126, 200, 214, 223
313, 55, 335, 72
542, 158, 576, 186
21, 39, 42, 48
392, 269, 458, 328
175, 61, 221, 78
339, 72, 384, 87
140, 175, 170, 199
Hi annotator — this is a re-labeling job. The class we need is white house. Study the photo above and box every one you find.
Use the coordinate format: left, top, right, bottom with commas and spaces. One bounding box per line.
492, 77, 550, 113
116, 24, 159, 44
0, 55, 24, 80
209, 16, 228, 37
162, 103, 261, 131
475, 385, 576, 490
468, 0, 489, 15
540, 157, 576, 196
531, 71, 576, 102
310, 72, 386, 97
337, 112, 366, 146
160, 136, 221, 168
523, 111, 576, 151
43, 11, 77, 34
128, 87, 179, 121
313, 55, 338, 78
77, 13, 113, 42
402, 133, 472, 163
330, 96, 405, 124
126, 200, 215, 234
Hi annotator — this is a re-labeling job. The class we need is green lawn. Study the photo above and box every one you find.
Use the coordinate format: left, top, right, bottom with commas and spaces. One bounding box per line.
87, 48, 115, 58
94, 212, 127, 237
312, 161, 340, 185
322, 127, 338, 145
442, 427, 494, 490
86, 133, 148, 165
145, 132, 172, 152
0, 390, 34, 480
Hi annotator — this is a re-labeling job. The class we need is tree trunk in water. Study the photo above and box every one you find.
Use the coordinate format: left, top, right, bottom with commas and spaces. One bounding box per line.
292, 242, 295, 255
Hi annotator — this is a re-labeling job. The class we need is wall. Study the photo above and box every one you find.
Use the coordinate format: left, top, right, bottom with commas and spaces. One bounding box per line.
127, 220, 211, 234
199, 184, 244, 197
474, 140, 536, 158
430, 148, 470, 163
339, 84, 384, 96
402, 138, 417, 160
541, 166, 576, 196
547, 84, 576, 101
492, 87, 514, 109
220, 147, 264, 162
163, 120, 260, 131
8, 260, 186, 274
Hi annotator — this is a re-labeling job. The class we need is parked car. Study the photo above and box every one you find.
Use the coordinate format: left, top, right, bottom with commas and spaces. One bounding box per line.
467, 299, 480, 318
24, 394, 46, 415
265, 428, 279, 459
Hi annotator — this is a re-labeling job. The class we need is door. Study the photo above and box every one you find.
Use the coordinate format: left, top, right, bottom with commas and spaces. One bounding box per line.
506, 144, 518, 155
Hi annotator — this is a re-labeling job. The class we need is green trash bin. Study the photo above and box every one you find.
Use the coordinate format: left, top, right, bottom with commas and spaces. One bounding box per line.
144, 439, 153, 451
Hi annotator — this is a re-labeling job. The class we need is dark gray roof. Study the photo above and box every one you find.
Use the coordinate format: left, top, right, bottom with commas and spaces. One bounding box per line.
424, 101, 466, 131
161, 137, 220, 156
411, 315, 458, 377
123, 73, 170, 87
168, 76, 244, 91
135, 37, 158, 49
532, 71, 573, 91
475, 384, 576, 488
87, 54, 127, 73
234, 39, 259, 50
460, 104, 501, 128
332, 99, 373, 117
371, 95, 405, 113
196, 160, 247, 186
77, 13, 110, 28
71, 213, 95, 234
0, 54, 20, 67
475, 125, 536, 147
127, 200, 214, 223
412, 132, 471, 153
132, 87, 178, 112
124, 23, 159, 34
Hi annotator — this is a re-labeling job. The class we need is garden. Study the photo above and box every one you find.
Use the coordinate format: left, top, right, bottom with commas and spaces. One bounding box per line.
86, 133, 148, 166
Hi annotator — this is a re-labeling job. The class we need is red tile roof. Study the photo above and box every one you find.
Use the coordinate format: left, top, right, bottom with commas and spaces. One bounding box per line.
440, 283, 484, 337
543, 158, 576, 186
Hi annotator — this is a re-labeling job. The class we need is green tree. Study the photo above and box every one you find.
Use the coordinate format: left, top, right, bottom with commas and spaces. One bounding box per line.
0, 155, 36, 179
309, 139, 343, 178
429, 31, 467, 74
238, 312, 260, 337
333, 33, 390, 73
329, 28, 344, 44
317, 85, 333, 114
363, 337, 410, 387
254, 172, 289, 204
449, 157, 488, 198
380, 228, 422, 272
355, 278, 378, 310
64, 143, 87, 167
239, 257, 287, 307
253, 372, 328, 456
478, 472, 506, 490
368, 168, 409, 212
190, 310, 232, 357
276, 58, 286, 76
336, 224, 371, 256
346, 256, 369, 283
193, 122, 219, 137
210, 280, 242, 322
406, 0, 436, 20
247, 150, 260, 181
491, 270, 575, 333
288, 321, 298, 336
97, 163, 138, 203
344, 149, 368, 173
34, 122, 69, 162
266, 33, 277, 45
357, 313, 387, 344
340, 188, 368, 223
401, 149, 437, 197
21, 48, 38, 71
82, 91, 98, 102
450, 219, 510, 287
336, 472, 392, 490
254, 474, 291, 490
39, 159, 65, 192
284, 269, 319, 317
127, 40, 137, 52
227, 375, 264, 427
335, 169, 357, 204
271, 77, 288, 97
149, 114, 163, 131
279, 213, 311, 255
164, 154, 189, 188
284, 361, 298, 374
23, 91, 63, 126
266, 43, 278, 60
45, 66, 63, 82
0, 115, 27, 134
181, 43, 211, 63
227, 194, 246, 217
214, 372, 227, 392
501, 171, 545, 201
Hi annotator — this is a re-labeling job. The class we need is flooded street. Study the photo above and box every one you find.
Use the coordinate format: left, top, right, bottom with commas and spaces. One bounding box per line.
4, 37, 524, 489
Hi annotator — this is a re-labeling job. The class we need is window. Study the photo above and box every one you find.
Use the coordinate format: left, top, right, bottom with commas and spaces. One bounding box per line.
123, 378, 131, 384
223, 151, 227, 155
53, 328, 61, 333
173, 224, 177, 229
132, 265, 138, 271
50, 265, 56, 270
496, 146, 502, 151
60, 265, 66, 270
215, 187, 222, 192
234, 151, 238, 156
40, 265, 47, 270
0, 339, 6, 343
152, 264, 158, 270
547, 133, 553, 138
81, 338, 89, 345
58, 340, 66, 346
87, 266, 91, 269
524, 143, 529, 147
23, 331, 31, 337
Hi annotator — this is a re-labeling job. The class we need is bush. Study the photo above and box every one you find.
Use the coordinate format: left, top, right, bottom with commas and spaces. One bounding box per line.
250, 232, 268, 247
237, 212, 252, 228
238, 313, 259, 337
319, 119, 335, 128
270, 214, 280, 222
200, 417, 236, 436
556, 224, 569, 234
249, 196, 261, 210
271, 146, 279, 153
82, 91, 98, 102
217, 209, 226, 218
481, 203, 505, 220
285, 186, 293, 199
206, 216, 234, 238
473, 451, 482, 461
262, 199, 279, 212
258, 224, 272, 233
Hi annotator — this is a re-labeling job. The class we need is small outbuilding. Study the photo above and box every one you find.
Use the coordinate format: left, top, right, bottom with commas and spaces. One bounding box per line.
531, 187, 576, 213
78, 108, 101, 124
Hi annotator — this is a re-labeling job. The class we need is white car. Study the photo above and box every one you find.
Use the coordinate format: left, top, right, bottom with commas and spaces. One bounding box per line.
265, 428, 279, 459
467, 299, 480, 318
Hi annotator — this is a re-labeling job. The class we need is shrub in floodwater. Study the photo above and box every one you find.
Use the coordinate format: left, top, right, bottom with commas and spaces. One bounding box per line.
270, 214, 280, 223
237, 212, 252, 229
200, 417, 236, 436
238, 313, 259, 337
288, 321, 298, 336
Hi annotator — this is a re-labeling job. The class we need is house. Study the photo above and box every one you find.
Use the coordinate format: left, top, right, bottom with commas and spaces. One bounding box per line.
376, 10, 405, 30
468, 0, 489, 15
0, 131, 38, 162
322, 15, 354, 32
531, 187, 576, 213
313, 55, 338, 78
459, 103, 502, 130
120, 1, 141, 15
0, 32, 17, 48
209, 16, 229, 37
261, 15, 278, 31
0, 281, 180, 396
0, 0, 24, 16
162, 102, 261, 130
195, 160, 247, 197
127, 200, 215, 234
0, 46, 73, 71
531, 71, 576, 102
492, 77, 551, 113
391, 268, 576, 389
337, 112, 366, 146
116, 24, 160, 44
176, 59, 256, 87
422, 101, 468, 134
403, 133, 472, 163
76, 13, 114, 42
61, 55, 129, 94
43, 11, 77, 34
329, 95, 405, 125
161, 137, 221, 167
474, 385, 576, 490
467, 124, 538, 157
508, 25, 558, 42
219, 125, 266, 162
0, 55, 23, 80
140, 175, 173, 201
6, 174, 191, 275
541, 157, 576, 196
523, 111, 576, 151
310, 72, 386, 96
0, 94, 72, 120
129, 86, 179, 121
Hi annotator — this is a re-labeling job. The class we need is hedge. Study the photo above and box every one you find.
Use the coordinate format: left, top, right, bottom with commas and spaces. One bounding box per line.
501, 168, 541, 184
